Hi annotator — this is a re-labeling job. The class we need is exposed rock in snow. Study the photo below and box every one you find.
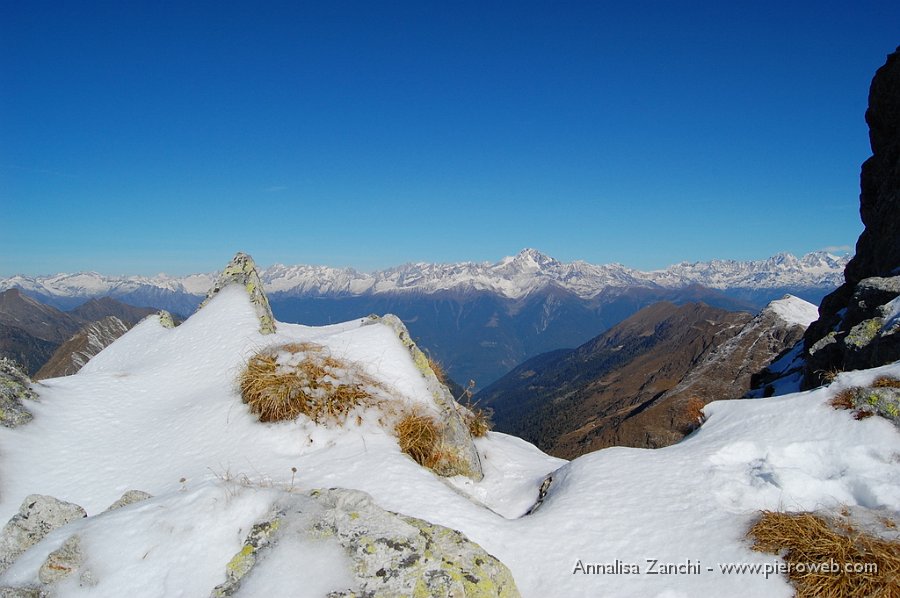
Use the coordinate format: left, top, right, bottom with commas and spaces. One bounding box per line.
0, 496, 86, 574
212, 487, 518, 597
0, 359, 37, 428
806, 276, 900, 385
198, 253, 275, 335
365, 314, 483, 480
104, 491, 152, 513
156, 311, 175, 330
37, 535, 84, 585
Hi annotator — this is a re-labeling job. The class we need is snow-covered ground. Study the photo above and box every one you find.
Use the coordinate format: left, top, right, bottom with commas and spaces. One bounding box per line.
767, 294, 820, 327
1, 285, 898, 597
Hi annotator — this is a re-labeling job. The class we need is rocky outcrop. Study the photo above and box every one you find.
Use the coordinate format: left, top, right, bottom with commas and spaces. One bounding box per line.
805, 276, 900, 385
157, 310, 176, 329
804, 47, 900, 386
0, 495, 86, 574
365, 314, 483, 480
104, 490, 153, 512
198, 253, 275, 335
212, 488, 519, 598
0, 359, 38, 428
0, 491, 142, 591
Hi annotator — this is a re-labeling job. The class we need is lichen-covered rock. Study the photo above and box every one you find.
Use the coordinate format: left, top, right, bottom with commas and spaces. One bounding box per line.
210, 488, 519, 598
0, 359, 37, 428
104, 490, 153, 512
845, 317, 884, 349
198, 252, 275, 335
843, 386, 900, 426
0, 586, 47, 597
157, 310, 176, 329
0, 495, 86, 574
805, 276, 900, 386
364, 314, 483, 480
210, 511, 283, 597
314, 488, 518, 598
37, 535, 83, 584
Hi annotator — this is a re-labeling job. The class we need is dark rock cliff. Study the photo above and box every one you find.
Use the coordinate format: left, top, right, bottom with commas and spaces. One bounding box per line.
804, 47, 900, 386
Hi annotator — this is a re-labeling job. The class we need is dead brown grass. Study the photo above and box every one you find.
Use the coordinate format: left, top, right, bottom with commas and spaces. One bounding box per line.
463, 404, 493, 438
395, 410, 443, 468
821, 368, 845, 384
239, 342, 379, 424
873, 376, 900, 389
748, 510, 900, 597
426, 355, 447, 385
830, 388, 858, 411
675, 396, 707, 435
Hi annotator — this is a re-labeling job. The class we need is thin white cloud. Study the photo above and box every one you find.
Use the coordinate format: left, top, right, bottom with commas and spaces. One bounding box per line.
820, 245, 852, 253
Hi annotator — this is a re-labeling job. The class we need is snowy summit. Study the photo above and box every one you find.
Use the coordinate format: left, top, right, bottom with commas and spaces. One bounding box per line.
0, 254, 897, 597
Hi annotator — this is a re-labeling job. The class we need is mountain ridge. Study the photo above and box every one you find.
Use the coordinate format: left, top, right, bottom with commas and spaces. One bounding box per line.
2, 249, 849, 306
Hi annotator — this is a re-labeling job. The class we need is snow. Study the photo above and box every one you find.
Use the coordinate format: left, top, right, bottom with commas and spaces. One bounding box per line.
767, 294, 820, 327
883, 296, 900, 332
2, 285, 898, 597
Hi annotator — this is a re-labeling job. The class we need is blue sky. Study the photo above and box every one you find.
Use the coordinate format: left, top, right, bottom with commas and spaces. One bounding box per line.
2, 1, 898, 276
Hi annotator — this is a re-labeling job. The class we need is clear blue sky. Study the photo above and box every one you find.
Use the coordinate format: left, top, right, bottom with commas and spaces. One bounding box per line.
2, 1, 898, 276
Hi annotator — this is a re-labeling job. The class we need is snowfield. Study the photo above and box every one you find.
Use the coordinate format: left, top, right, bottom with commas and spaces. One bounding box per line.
1, 285, 898, 597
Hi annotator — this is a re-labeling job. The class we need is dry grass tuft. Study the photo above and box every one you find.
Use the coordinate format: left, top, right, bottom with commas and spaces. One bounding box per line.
748, 510, 900, 597
395, 410, 443, 468
830, 388, 858, 411
675, 396, 707, 435
426, 355, 447, 385
463, 404, 493, 438
873, 376, 900, 389
821, 368, 845, 384
239, 342, 379, 424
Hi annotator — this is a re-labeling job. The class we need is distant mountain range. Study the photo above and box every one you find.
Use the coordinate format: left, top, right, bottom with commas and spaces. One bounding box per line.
2, 249, 847, 307
0, 249, 848, 385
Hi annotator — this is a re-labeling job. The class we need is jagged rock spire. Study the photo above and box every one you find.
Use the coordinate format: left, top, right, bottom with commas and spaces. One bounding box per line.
198, 252, 276, 335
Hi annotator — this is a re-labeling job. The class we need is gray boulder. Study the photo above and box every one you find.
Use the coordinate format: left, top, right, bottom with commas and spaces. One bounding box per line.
0, 359, 38, 428
211, 488, 519, 598
37, 535, 83, 585
104, 490, 153, 512
198, 253, 275, 335
0, 495, 86, 574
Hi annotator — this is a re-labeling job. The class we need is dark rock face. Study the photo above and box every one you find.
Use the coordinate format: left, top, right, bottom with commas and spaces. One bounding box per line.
848, 48, 900, 284
804, 48, 900, 387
